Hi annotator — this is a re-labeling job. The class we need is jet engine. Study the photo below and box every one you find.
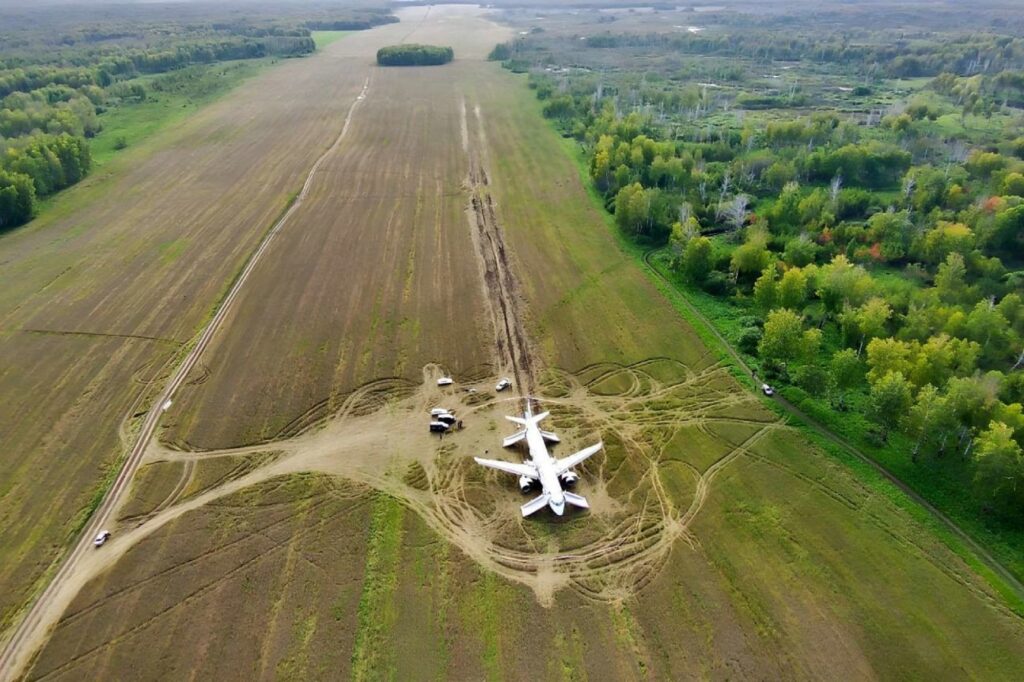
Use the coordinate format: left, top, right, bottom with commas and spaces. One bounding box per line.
560, 471, 579, 487
518, 475, 533, 493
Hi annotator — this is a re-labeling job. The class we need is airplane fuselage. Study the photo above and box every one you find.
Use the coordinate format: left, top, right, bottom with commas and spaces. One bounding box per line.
524, 421, 566, 515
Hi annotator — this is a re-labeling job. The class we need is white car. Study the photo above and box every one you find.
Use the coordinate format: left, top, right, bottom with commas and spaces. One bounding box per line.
93, 530, 111, 547
762, 383, 774, 396
495, 378, 511, 392
437, 377, 454, 386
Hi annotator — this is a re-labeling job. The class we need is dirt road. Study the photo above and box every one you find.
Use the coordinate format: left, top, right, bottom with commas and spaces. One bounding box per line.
0, 78, 372, 682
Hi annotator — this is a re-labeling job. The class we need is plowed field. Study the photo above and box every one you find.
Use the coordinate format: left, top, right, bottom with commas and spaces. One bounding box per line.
8, 4, 1024, 680
0, 36, 371, 635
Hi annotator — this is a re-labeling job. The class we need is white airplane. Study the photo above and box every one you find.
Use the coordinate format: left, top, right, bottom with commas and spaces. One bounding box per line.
474, 404, 603, 517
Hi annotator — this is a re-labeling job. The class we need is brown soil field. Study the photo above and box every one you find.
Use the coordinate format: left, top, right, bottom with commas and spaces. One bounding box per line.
161, 69, 493, 449
0, 28, 370, 635
157, 8, 513, 451
27, 366, 1024, 679
10, 4, 1024, 680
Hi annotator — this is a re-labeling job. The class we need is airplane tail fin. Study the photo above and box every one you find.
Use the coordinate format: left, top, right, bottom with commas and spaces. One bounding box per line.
521, 493, 550, 517
563, 492, 590, 510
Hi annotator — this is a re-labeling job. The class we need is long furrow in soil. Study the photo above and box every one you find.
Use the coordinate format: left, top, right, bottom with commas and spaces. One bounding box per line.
462, 98, 537, 398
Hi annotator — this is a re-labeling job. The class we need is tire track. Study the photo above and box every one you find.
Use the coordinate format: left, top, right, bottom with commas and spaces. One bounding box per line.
0, 77, 373, 682
462, 98, 537, 397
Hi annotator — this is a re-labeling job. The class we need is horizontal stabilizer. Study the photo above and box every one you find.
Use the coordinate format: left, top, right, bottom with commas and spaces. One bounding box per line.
540, 430, 560, 443
521, 493, 550, 517
506, 411, 549, 427
554, 442, 603, 475
502, 430, 527, 448
563, 492, 590, 510
474, 457, 536, 479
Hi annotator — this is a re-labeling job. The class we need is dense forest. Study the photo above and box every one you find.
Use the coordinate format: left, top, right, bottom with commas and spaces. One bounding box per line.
493, 4, 1024, 534
376, 44, 454, 67
0, 3, 398, 231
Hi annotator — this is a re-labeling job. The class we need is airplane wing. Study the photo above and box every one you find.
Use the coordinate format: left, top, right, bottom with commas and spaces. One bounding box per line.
502, 430, 527, 448
474, 457, 537, 479
553, 442, 603, 475
540, 430, 560, 443
521, 493, 550, 517
563, 492, 590, 510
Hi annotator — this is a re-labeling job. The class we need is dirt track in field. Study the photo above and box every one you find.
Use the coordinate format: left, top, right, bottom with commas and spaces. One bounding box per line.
34, 357, 773, 631
12, 5, 1024, 680
160, 69, 503, 452
0, 30, 372, 639
463, 98, 537, 395
0, 73, 375, 682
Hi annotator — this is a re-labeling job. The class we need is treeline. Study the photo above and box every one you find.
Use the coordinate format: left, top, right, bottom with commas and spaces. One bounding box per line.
579, 31, 1024, 78
0, 37, 316, 100
512, 40, 1024, 524
0, 133, 90, 228
376, 44, 453, 67
0, 28, 318, 230
306, 16, 398, 32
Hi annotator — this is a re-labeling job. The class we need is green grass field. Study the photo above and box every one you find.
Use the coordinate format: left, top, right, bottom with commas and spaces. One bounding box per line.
311, 31, 351, 50
90, 59, 274, 167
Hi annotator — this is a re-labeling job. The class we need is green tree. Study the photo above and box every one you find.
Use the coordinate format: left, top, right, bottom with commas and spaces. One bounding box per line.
782, 235, 818, 267
973, 421, 1024, 519
753, 266, 778, 312
867, 210, 912, 261
794, 364, 828, 397
730, 231, 772, 282
777, 267, 809, 310
614, 183, 652, 236
679, 236, 712, 284
817, 255, 872, 314
758, 308, 819, 364
840, 297, 892, 353
909, 334, 980, 388
934, 253, 973, 305
771, 181, 802, 230
829, 348, 862, 409
0, 170, 37, 229
1002, 172, 1024, 197
917, 221, 974, 264
870, 371, 913, 437
905, 384, 952, 461
866, 337, 916, 385
965, 299, 1011, 364
987, 204, 1024, 253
